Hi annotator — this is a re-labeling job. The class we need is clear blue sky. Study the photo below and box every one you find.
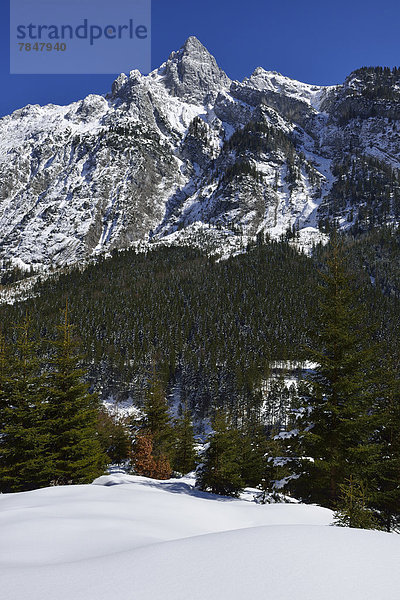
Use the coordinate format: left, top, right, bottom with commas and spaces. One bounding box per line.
1, 0, 399, 116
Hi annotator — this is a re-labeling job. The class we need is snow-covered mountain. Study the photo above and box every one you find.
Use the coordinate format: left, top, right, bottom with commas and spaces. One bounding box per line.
1, 37, 400, 269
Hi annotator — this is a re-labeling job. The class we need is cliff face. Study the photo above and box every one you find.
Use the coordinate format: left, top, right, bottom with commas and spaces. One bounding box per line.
1, 38, 400, 269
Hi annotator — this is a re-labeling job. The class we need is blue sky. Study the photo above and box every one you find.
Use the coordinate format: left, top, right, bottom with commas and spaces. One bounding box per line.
1, 0, 399, 116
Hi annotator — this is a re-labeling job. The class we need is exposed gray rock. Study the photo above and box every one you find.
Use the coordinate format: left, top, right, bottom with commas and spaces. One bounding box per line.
162, 36, 231, 104
0, 41, 400, 270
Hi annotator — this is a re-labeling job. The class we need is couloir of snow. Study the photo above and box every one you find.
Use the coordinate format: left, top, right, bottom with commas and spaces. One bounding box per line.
1, 473, 399, 600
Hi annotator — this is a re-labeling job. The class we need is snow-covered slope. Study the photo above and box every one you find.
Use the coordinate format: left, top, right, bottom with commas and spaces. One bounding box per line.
1, 38, 400, 269
243, 67, 335, 109
1, 474, 399, 600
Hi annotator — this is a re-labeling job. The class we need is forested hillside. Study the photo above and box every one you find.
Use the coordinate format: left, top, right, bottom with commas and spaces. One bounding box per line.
1, 230, 400, 421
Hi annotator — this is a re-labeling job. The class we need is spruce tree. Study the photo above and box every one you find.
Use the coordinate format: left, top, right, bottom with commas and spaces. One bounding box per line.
372, 361, 400, 531
0, 317, 48, 492
132, 362, 174, 479
97, 408, 130, 465
141, 364, 174, 463
46, 304, 106, 485
0, 331, 13, 492
240, 417, 268, 488
196, 409, 244, 497
0, 331, 8, 434
295, 235, 381, 507
334, 476, 379, 530
173, 403, 197, 475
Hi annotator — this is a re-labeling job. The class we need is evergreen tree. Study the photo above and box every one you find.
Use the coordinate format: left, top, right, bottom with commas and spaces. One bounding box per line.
172, 403, 197, 475
239, 416, 268, 488
0, 331, 8, 433
141, 363, 174, 461
271, 379, 311, 500
0, 316, 48, 492
46, 304, 106, 485
97, 408, 131, 465
334, 476, 379, 529
196, 409, 244, 497
295, 235, 381, 507
372, 360, 400, 531
133, 362, 174, 479
0, 331, 13, 492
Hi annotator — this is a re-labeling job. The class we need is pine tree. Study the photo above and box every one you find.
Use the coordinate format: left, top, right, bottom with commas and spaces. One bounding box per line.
196, 409, 244, 497
46, 304, 106, 485
173, 403, 197, 475
295, 235, 381, 507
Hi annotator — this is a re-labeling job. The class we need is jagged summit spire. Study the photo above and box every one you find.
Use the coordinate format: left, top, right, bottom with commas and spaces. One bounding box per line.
169, 36, 215, 61
181, 35, 207, 52
110, 36, 230, 104
163, 36, 231, 104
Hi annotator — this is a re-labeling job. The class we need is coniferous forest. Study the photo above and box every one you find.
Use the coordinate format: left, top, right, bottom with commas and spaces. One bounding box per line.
1, 228, 400, 530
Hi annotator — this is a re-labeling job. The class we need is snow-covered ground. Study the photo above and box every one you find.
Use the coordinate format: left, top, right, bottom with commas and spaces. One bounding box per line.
1, 473, 399, 599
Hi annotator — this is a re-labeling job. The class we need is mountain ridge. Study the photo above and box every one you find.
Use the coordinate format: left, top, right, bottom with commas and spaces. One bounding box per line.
1, 37, 400, 270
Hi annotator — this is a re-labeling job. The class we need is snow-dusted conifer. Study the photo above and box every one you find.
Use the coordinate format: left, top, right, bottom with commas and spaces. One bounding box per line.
196, 408, 244, 497
296, 234, 380, 507
46, 303, 106, 485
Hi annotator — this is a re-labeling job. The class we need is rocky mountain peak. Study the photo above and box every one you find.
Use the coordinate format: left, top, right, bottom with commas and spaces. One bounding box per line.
181, 35, 209, 54
162, 36, 231, 104
1, 40, 400, 272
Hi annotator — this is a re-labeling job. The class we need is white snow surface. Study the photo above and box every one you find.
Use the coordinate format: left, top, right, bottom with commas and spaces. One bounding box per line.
1, 473, 399, 599
244, 67, 336, 110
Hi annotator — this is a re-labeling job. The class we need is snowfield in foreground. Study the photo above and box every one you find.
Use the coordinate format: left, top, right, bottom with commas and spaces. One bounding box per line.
1, 474, 399, 600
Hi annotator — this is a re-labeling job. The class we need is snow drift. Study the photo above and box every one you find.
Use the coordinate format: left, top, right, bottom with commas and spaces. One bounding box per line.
0, 474, 399, 599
